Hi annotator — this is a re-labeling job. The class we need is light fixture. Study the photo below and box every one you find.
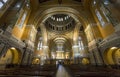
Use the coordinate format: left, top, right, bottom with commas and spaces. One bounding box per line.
111, 47, 117, 50
11, 47, 15, 50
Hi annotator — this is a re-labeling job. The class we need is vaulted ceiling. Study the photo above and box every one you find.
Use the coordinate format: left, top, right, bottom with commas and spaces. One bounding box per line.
30, 0, 91, 10
45, 14, 75, 33
28, 0, 91, 54
38, 0, 82, 3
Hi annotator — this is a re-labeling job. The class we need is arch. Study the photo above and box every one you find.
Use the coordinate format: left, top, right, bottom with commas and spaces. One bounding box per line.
48, 35, 72, 51
0, 47, 22, 65
33, 7, 88, 28
73, 23, 82, 45
31, 7, 94, 61
37, 23, 48, 46
113, 48, 120, 65
32, 7, 91, 47
103, 47, 119, 65
49, 35, 72, 44
10, 47, 22, 64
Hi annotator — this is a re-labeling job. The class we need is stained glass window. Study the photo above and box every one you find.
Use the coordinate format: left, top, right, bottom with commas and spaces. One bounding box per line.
17, 11, 27, 28
3, 0, 8, 3
96, 9, 105, 27
78, 37, 84, 51
0, 2, 3, 8
37, 37, 43, 50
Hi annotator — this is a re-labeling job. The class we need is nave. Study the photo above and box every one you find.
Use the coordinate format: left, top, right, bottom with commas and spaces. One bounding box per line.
0, 0, 120, 77
55, 64, 73, 77
0, 64, 120, 77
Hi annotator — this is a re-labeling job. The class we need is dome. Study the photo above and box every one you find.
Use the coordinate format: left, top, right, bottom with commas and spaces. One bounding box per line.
45, 14, 76, 33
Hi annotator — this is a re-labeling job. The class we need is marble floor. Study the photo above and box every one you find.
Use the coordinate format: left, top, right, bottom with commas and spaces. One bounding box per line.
55, 65, 73, 77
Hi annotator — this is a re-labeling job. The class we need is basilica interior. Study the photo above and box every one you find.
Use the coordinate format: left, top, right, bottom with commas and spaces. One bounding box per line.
0, 0, 120, 77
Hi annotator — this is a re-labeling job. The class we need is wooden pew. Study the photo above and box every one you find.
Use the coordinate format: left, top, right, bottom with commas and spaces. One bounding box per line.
64, 64, 120, 77
0, 64, 57, 77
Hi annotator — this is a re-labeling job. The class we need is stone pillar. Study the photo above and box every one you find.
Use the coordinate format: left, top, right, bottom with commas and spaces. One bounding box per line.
29, 53, 33, 64
21, 51, 29, 65
20, 46, 28, 65
72, 45, 79, 64
43, 46, 49, 58
40, 55, 45, 65
0, 44, 9, 58
0, 43, 5, 57
93, 47, 104, 65
4, 26, 12, 37
0, 43, 9, 69
88, 23, 104, 65
27, 52, 33, 65
41, 46, 49, 64
89, 51, 97, 65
